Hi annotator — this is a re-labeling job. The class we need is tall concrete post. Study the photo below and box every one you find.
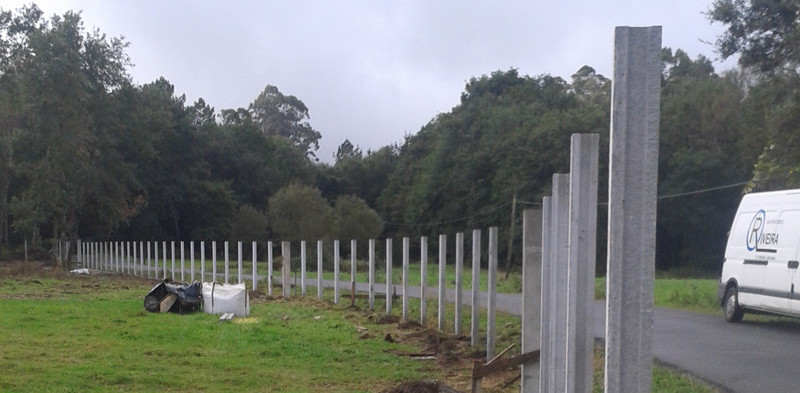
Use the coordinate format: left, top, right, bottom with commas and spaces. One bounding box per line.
317, 240, 324, 299
162, 241, 167, 279
127, 241, 132, 274
200, 241, 205, 282
282, 241, 291, 298
171, 241, 177, 281
605, 26, 661, 393
253, 241, 258, 290
140, 242, 145, 277
133, 241, 138, 276
522, 208, 543, 393
191, 241, 195, 282
267, 241, 273, 295
402, 237, 409, 321
300, 241, 306, 296
351, 239, 357, 303
154, 242, 159, 279
334, 240, 340, 304
386, 239, 393, 314
420, 236, 428, 325
147, 241, 152, 278
471, 229, 481, 347
211, 241, 217, 283
223, 241, 228, 284
567, 133, 599, 393
438, 234, 447, 331
181, 241, 185, 282
487, 227, 498, 359
552, 174, 571, 393
455, 232, 464, 335
369, 239, 376, 310
539, 197, 553, 393
237, 241, 242, 284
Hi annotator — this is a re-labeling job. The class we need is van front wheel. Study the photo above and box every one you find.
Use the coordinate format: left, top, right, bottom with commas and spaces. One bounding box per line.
724, 286, 744, 323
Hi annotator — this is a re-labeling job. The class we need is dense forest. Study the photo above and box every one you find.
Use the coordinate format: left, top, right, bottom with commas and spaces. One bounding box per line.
1, 2, 799, 273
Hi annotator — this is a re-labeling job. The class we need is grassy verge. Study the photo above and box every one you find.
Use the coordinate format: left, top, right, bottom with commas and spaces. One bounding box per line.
595, 277, 720, 314
1, 262, 718, 392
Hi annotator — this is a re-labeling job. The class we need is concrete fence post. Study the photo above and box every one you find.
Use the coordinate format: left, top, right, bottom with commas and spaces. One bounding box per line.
223, 241, 228, 284
200, 241, 205, 282
420, 236, 428, 325
402, 237, 410, 321
369, 239, 376, 310
253, 241, 258, 291
455, 232, 464, 335
438, 234, 447, 331
180, 241, 185, 282
471, 229, 481, 347
162, 241, 167, 280
317, 240, 323, 300
552, 173, 571, 393
386, 239, 393, 315
140, 242, 145, 277
487, 227, 498, 359
154, 242, 159, 279
148, 241, 152, 279
605, 25, 662, 393
334, 240, 340, 304
127, 241, 132, 274
133, 241, 138, 276
191, 241, 195, 282
212, 241, 217, 283
567, 134, 599, 393
267, 241, 273, 295
539, 197, 553, 393
237, 241, 243, 284
351, 239, 357, 303
522, 208, 543, 393
301, 240, 307, 296
282, 241, 291, 298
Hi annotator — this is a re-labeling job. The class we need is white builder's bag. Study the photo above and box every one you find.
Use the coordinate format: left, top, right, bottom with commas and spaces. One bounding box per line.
202, 282, 250, 317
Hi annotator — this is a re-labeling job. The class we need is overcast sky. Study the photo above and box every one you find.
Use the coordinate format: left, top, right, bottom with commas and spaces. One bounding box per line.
4, 1, 737, 162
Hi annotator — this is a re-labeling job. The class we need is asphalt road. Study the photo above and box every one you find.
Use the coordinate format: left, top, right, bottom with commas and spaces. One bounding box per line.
299, 278, 800, 393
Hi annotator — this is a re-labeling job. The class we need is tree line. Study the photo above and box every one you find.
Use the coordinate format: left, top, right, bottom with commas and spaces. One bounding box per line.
1, 2, 798, 273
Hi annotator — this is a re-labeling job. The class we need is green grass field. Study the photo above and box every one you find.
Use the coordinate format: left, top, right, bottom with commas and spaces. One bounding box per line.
0, 262, 719, 393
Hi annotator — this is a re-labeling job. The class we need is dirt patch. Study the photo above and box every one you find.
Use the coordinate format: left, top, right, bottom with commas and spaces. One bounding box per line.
380, 380, 461, 393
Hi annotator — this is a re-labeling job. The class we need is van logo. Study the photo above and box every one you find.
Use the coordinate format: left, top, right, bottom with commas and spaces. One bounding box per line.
746, 209, 778, 253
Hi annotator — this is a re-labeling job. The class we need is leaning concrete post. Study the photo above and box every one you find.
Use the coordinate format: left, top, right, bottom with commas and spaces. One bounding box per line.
487, 227, 498, 359
552, 174, 571, 393
539, 197, 553, 393
317, 240, 323, 299
438, 234, 447, 331
567, 133, 599, 393
369, 239, 376, 310
402, 237, 409, 321
162, 241, 167, 280
211, 241, 217, 283
471, 229, 481, 347
386, 239, 393, 315
605, 26, 661, 393
522, 209, 543, 393
420, 236, 428, 325
282, 241, 291, 298
334, 240, 340, 304
455, 232, 464, 335
350, 239, 357, 304
253, 241, 258, 291
223, 241, 229, 284
267, 241, 273, 295
301, 241, 307, 296
237, 241, 243, 284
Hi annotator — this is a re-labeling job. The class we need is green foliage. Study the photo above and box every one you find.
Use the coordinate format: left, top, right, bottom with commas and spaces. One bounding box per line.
268, 184, 331, 241
229, 204, 268, 242
331, 195, 383, 240
709, 0, 800, 73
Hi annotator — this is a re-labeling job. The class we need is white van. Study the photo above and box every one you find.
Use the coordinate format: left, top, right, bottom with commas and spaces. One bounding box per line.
719, 189, 800, 322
